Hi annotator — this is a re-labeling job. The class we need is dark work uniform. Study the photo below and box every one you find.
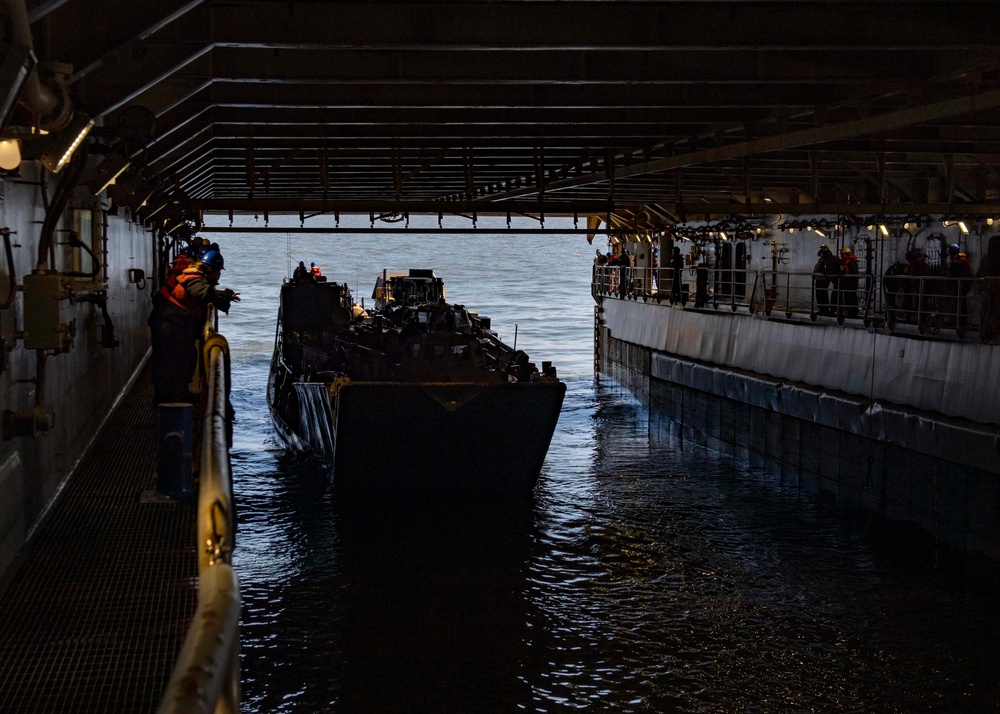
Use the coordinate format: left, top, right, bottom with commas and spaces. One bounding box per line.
839, 253, 860, 318
670, 251, 685, 304
813, 251, 840, 316
148, 265, 234, 404
949, 253, 973, 326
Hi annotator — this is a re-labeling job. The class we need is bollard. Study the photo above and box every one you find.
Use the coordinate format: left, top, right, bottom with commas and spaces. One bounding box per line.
156, 403, 194, 500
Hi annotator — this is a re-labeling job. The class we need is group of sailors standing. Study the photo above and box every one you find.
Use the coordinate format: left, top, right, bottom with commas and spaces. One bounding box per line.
882, 243, 974, 327
292, 261, 324, 284
812, 244, 861, 318
597, 235, 980, 330
596, 246, 685, 303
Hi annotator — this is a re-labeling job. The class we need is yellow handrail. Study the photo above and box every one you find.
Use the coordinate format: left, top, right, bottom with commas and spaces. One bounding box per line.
158, 306, 240, 714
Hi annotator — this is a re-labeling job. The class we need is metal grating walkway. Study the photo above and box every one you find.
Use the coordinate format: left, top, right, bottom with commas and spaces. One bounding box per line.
0, 366, 198, 713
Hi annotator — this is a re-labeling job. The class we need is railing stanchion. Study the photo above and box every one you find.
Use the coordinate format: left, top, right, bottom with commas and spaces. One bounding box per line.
158, 306, 240, 714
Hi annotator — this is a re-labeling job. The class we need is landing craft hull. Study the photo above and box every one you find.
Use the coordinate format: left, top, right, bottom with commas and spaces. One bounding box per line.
269, 374, 566, 494
333, 381, 566, 494
267, 273, 566, 495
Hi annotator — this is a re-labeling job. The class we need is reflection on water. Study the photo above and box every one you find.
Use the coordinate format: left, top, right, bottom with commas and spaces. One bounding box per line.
219, 220, 997, 712
233, 375, 999, 713
238, 455, 535, 713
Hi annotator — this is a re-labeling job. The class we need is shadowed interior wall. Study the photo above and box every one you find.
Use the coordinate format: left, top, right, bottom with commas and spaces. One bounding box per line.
0, 169, 155, 577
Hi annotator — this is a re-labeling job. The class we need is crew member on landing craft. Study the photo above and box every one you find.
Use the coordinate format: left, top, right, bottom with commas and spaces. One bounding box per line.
310, 262, 323, 278
839, 245, 860, 318
292, 261, 312, 284
148, 249, 240, 404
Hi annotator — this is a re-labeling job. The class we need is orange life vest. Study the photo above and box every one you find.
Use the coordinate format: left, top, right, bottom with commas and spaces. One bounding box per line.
159, 258, 208, 316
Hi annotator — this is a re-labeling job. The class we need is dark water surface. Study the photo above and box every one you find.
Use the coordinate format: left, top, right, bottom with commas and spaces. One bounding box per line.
213, 216, 999, 713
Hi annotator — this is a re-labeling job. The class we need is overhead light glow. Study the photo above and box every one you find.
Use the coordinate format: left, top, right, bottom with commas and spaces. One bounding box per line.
879, 224, 889, 236
958, 221, 969, 234
814, 228, 826, 238
36, 112, 94, 173
86, 155, 131, 195
0, 138, 20, 170
55, 119, 92, 171
142, 199, 168, 219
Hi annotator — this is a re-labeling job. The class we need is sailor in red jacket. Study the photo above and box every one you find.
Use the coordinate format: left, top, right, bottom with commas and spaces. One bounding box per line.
148, 248, 240, 404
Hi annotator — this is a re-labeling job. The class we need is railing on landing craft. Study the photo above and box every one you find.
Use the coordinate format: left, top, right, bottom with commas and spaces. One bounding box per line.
158, 304, 240, 714
592, 265, 1000, 342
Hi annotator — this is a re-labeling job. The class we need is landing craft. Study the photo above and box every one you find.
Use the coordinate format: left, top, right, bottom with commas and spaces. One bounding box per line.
267, 268, 566, 494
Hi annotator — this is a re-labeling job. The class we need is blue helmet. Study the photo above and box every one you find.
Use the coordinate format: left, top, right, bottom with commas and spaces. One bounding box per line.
948, 243, 960, 255
199, 248, 224, 271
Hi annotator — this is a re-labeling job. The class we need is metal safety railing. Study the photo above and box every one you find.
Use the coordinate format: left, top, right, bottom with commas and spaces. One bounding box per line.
593, 265, 1000, 343
756, 270, 875, 322
881, 274, 995, 338
158, 305, 240, 714
592, 264, 755, 312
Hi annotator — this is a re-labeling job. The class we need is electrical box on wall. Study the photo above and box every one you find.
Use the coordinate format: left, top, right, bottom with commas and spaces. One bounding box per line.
23, 273, 72, 350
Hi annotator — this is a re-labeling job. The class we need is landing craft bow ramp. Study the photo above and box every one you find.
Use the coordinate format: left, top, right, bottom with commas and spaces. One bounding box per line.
6, 1, 1000, 230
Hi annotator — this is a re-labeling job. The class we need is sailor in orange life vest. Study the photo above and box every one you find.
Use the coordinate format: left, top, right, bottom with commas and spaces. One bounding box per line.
147, 248, 240, 404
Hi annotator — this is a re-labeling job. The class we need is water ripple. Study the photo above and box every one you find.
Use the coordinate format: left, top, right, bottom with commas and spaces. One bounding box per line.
213, 221, 998, 712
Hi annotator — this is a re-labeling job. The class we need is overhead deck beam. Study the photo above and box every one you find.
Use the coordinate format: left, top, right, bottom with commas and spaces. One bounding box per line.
68, 1, 209, 82
201, 2, 1000, 50
190, 199, 612, 214
202, 46, 947, 85
189, 198, 1000, 220
490, 87, 1000, 200
21, 1, 1000, 214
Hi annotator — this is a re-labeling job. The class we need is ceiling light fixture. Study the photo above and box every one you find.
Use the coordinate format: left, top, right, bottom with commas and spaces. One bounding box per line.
43, 112, 93, 173
140, 198, 168, 220
110, 168, 158, 212
84, 154, 131, 195
20, 111, 94, 173
958, 221, 969, 234
0, 138, 21, 170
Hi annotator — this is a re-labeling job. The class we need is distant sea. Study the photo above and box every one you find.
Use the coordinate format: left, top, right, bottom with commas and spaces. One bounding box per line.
210, 213, 999, 713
